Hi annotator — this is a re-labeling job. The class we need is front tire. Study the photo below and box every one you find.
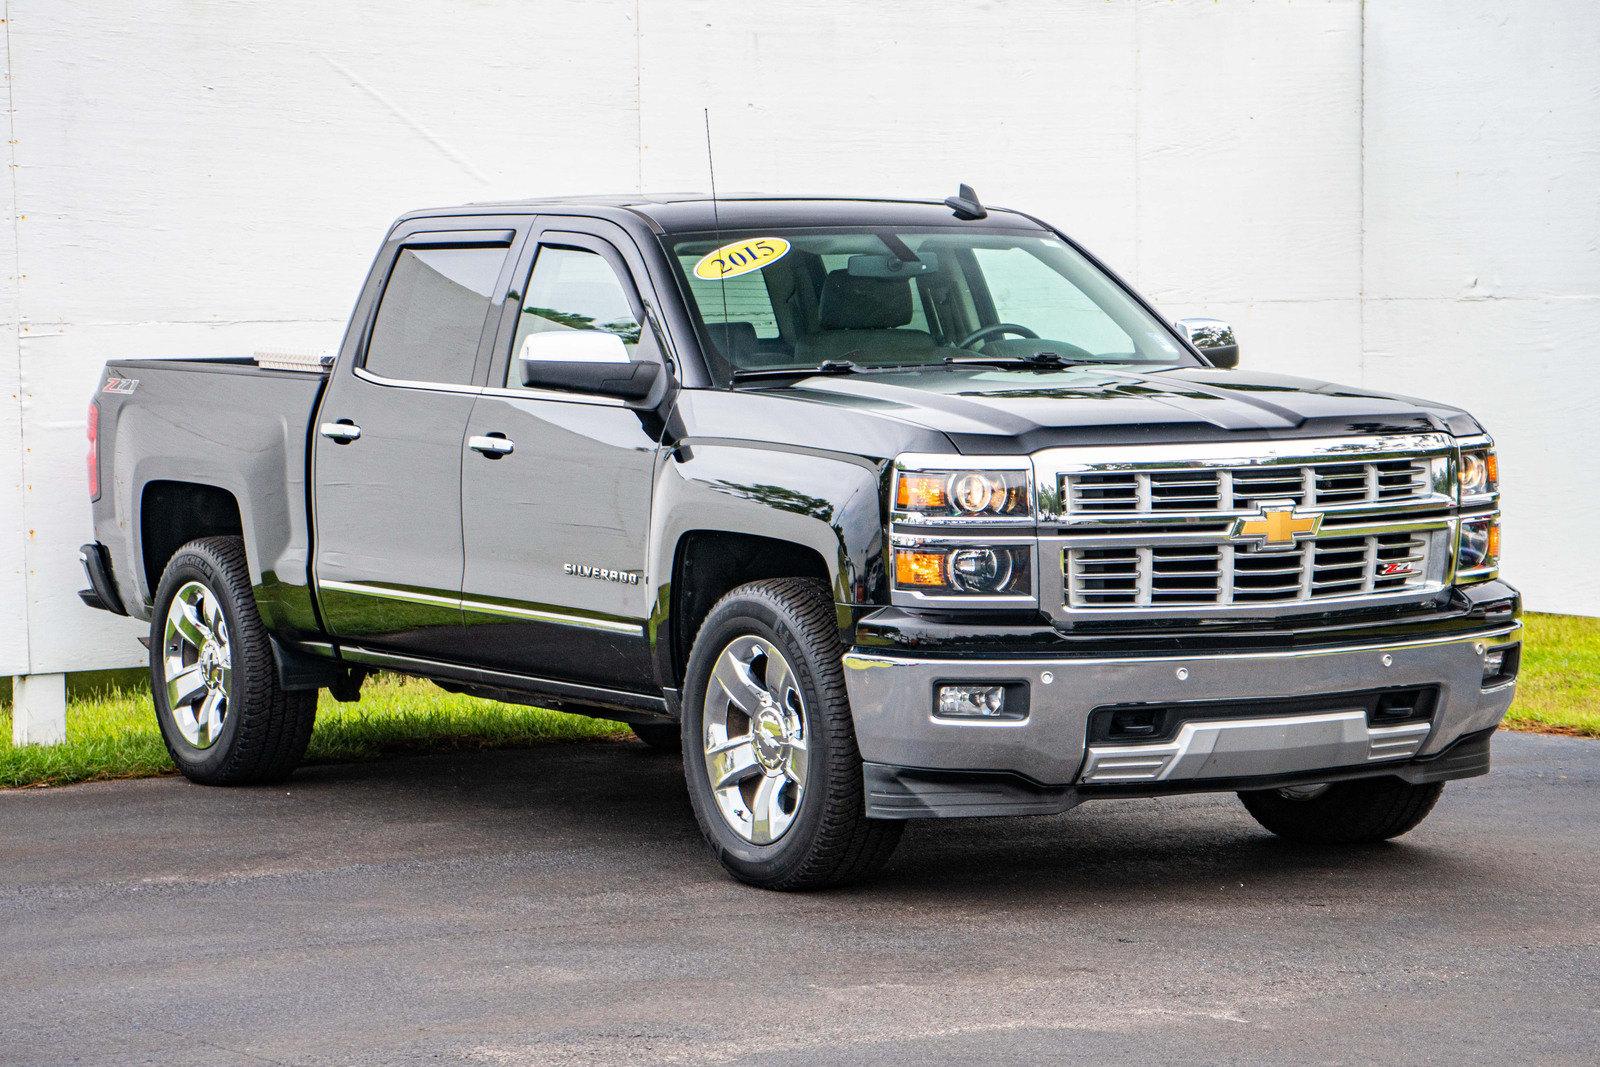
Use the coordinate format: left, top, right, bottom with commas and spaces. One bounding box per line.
1238, 778, 1445, 844
150, 536, 317, 785
681, 578, 902, 890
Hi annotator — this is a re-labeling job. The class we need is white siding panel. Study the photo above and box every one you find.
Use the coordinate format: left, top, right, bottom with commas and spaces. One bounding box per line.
1362, 0, 1600, 616
1363, 2, 1600, 301
11, 1, 643, 327
1137, 0, 1362, 305
2, 19, 28, 675
638, 0, 1141, 266
1363, 295, 1600, 618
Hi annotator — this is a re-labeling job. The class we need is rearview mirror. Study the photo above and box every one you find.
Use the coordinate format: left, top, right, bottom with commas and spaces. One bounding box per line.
847, 252, 939, 278
518, 331, 661, 400
1175, 318, 1239, 369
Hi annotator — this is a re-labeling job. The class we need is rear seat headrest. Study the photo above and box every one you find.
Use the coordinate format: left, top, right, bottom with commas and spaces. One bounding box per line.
818, 271, 913, 330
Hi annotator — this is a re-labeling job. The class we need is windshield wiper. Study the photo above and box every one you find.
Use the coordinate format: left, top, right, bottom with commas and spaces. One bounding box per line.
944, 351, 1095, 370
729, 359, 876, 383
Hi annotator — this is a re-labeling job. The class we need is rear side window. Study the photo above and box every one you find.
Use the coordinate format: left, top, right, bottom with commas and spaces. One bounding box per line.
365, 245, 508, 384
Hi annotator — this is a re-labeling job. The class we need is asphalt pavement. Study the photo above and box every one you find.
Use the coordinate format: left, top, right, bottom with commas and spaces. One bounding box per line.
2, 730, 1597, 1065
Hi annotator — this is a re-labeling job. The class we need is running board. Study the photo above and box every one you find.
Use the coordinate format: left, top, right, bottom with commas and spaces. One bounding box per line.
335, 645, 674, 724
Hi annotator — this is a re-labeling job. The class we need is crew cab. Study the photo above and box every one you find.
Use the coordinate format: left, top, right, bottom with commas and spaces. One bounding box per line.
80, 189, 1520, 889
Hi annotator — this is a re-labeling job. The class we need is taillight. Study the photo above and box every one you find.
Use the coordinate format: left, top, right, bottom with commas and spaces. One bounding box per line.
87, 400, 100, 500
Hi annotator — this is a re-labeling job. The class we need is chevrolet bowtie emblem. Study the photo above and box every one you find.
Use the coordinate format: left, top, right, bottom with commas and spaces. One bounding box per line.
1230, 502, 1322, 551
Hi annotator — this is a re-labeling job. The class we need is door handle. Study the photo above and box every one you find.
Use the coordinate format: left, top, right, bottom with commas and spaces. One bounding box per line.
319, 421, 362, 443
468, 433, 514, 458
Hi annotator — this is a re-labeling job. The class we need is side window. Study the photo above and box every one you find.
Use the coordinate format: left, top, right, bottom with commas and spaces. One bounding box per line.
971, 247, 1134, 356
508, 245, 643, 384
365, 245, 508, 384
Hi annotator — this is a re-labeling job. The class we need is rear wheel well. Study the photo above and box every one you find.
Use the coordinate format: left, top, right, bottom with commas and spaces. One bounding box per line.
140, 481, 244, 597
671, 531, 832, 685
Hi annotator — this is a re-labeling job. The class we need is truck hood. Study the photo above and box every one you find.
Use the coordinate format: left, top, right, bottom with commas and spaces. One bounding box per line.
762, 364, 1482, 453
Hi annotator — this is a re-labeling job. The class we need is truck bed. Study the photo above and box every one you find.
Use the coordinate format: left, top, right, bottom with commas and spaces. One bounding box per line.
92, 356, 329, 631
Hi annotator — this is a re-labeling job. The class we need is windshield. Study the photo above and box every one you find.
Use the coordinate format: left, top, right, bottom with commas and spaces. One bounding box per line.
664, 227, 1195, 381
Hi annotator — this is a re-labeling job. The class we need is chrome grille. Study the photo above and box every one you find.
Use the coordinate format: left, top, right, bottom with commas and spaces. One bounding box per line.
1066, 531, 1433, 609
1065, 458, 1431, 516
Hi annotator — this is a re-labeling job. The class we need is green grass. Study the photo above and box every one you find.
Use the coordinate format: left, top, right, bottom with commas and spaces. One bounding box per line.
3, 612, 1596, 789
0, 674, 630, 789
1502, 612, 1600, 738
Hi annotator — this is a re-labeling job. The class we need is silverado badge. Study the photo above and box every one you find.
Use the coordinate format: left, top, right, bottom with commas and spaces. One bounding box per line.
564, 563, 641, 585
1230, 502, 1322, 552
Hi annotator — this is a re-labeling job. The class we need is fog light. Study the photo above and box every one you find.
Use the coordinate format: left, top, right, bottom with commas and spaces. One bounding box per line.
938, 684, 1006, 718
1482, 650, 1504, 680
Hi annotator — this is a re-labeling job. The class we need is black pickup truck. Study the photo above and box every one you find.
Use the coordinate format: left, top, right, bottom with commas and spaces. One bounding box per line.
81, 189, 1519, 889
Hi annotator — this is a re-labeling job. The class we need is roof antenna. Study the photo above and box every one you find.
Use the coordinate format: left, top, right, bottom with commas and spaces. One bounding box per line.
945, 182, 987, 220
704, 108, 731, 331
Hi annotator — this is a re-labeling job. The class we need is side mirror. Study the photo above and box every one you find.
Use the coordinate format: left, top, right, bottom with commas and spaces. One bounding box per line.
1175, 318, 1239, 369
517, 331, 663, 401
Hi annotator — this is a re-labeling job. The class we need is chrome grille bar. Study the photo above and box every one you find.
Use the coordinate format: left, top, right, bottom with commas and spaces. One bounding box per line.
1066, 457, 1435, 517
1065, 532, 1434, 609
1037, 435, 1457, 619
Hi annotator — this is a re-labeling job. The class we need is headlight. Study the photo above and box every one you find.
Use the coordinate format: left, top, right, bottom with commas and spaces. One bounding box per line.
893, 544, 1032, 595
1458, 447, 1498, 499
1456, 515, 1501, 580
895, 469, 1030, 519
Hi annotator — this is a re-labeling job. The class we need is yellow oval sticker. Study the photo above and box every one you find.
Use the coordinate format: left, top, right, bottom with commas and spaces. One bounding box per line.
693, 237, 791, 281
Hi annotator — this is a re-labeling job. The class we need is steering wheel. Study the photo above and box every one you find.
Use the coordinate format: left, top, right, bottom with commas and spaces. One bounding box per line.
958, 323, 1039, 349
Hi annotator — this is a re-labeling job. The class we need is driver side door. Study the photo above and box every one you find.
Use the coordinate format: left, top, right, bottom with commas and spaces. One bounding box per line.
455, 221, 668, 691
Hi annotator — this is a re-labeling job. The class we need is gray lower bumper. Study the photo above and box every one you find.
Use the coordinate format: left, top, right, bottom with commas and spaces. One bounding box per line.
842, 622, 1520, 812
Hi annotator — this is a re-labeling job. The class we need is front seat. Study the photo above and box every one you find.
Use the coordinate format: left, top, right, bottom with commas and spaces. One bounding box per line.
792, 271, 936, 365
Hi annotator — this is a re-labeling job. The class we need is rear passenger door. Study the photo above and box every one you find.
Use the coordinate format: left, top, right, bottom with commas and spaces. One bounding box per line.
312, 220, 524, 659
455, 220, 667, 690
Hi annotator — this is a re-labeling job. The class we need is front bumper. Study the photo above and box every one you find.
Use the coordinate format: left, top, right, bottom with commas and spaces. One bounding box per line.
842, 620, 1520, 818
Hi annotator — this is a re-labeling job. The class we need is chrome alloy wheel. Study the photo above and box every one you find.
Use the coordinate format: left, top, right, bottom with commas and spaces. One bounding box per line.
162, 581, 233, 749
702, 635, 809, 845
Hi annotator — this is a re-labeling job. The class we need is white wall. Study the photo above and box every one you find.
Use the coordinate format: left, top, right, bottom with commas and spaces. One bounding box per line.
1361, 1, 1600, 618
4, 0, 1595, 676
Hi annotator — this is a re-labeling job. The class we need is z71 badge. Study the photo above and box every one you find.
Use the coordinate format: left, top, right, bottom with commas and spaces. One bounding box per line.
102, 377, 139, 394
564, 563, 641, 585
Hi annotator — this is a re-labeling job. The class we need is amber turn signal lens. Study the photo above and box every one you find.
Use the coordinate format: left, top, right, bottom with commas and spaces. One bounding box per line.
895, 550, 946, 587
896, 474, 947, 510
1486, 452, 1498, 485
1488, 521, 1501, 560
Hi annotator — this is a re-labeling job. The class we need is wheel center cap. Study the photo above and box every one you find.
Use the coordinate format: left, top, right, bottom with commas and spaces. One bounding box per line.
199, 644, 224, 690
752, 699, 787, 772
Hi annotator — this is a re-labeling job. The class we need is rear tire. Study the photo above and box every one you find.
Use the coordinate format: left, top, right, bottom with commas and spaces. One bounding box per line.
681, 578, 902, 890
631, 722, 682, 751
149, 536, 317, 785
1238, 778, 1445, 844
